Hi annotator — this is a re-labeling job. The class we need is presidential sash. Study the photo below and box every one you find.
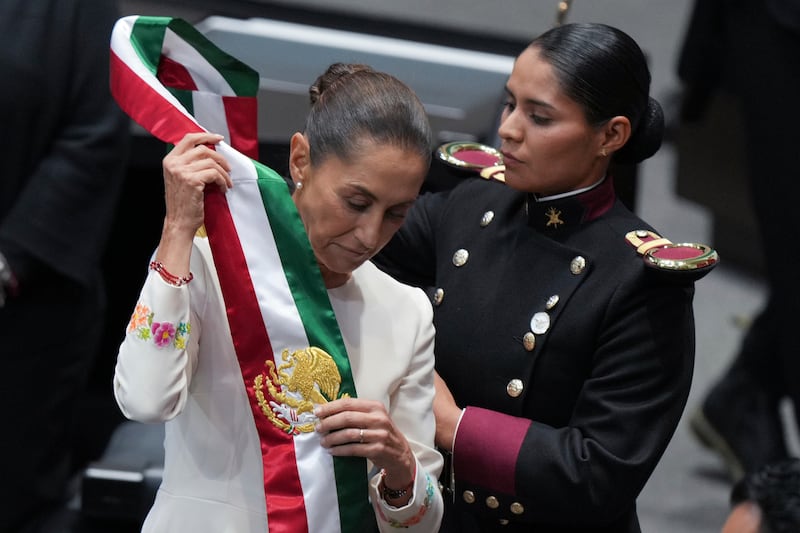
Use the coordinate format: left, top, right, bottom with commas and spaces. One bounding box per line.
110, 15, 373, 532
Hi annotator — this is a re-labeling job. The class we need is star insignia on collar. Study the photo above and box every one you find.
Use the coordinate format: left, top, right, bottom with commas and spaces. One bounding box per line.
545, 207, 564, 228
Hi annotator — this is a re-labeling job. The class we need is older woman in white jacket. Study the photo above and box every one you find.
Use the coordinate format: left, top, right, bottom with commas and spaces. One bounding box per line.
114, 62, 443, 533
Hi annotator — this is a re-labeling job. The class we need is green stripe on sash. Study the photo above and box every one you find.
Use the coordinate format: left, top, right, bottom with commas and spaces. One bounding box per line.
253, 161, 375, 533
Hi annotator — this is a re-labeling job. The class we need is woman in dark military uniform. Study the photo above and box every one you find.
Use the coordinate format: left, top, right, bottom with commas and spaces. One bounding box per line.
374, 23, 716, 532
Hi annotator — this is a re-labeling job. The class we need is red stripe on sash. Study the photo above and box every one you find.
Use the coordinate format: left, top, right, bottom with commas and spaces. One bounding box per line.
110, 50, 203, 145
113, 35, 310, 531
204, 189, 310, 533
223, 95, 259, 160
157, 55, 199, 91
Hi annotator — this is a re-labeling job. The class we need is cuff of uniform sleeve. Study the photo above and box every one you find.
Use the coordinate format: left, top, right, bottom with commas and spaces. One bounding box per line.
450, 407, 466, 452
453, 406, 531, 495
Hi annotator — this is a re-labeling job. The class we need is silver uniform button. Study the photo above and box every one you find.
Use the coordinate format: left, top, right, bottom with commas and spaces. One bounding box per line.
507, 379, 524, 397
510, 502, 525, 515
486, 496, 500, 509
463, 490, 476, 504
530, 312, 550, 335
498, 519, 510, 525
570, 256, 586, 274
545, 294, 560, 310
480, 210, 495, 227
522, 332, 536, 351
636, 229, 649, 238
453, 249, 469, 267
433, 288, 445, 306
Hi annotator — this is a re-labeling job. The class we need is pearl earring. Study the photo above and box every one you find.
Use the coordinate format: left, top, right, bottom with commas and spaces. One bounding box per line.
294, 181, 303, 190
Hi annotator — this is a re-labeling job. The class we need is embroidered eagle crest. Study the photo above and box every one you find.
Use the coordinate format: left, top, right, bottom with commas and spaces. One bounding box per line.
254, 346, 348, 435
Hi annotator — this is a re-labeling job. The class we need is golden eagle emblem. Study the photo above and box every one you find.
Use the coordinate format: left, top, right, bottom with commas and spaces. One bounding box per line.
254, 347, 347, 435
545, 207, 564, 228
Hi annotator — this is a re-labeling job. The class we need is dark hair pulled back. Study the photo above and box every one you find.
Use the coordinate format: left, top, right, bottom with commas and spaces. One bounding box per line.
305, 62, 432, 166
530, 23, 664, 164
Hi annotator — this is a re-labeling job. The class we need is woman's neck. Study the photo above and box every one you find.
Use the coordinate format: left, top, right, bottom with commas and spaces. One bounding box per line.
319, 264, 351, 289
534, 175, 606, 202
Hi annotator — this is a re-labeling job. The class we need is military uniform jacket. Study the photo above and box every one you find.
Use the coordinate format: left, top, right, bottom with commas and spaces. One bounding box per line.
374, 176, 696, 532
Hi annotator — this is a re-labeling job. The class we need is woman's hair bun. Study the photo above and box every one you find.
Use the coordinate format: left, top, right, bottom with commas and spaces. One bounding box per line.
615, 96, 664, 164
308, 63, 375, 105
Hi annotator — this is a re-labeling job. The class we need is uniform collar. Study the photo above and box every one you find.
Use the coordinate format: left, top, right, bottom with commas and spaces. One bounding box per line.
526, 176, 616, 231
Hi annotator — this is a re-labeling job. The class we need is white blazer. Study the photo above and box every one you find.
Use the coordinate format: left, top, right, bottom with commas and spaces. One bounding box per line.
114, 237, 443, 532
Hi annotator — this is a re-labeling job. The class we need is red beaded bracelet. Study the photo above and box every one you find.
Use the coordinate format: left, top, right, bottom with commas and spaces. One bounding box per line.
149, 260, 193, 287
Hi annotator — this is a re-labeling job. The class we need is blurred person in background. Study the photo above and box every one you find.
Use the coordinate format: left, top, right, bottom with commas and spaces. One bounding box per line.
721, 458, 800, 533
0, 0, 129, 531
679, 0, 800, 482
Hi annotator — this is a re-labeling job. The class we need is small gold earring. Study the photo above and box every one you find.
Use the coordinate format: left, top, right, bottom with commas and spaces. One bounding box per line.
600, 148, 608, 157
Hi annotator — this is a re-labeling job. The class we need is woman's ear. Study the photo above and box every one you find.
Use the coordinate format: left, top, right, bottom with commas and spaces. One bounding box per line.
289, 132, 311, 184
599, 116, 631, 156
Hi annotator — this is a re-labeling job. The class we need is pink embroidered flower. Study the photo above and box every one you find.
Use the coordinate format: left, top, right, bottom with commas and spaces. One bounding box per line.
151, 322, 176, 347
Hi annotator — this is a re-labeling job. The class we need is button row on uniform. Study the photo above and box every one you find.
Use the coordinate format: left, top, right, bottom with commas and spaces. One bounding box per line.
439, 230, 589, 396
462, 490, 525, 515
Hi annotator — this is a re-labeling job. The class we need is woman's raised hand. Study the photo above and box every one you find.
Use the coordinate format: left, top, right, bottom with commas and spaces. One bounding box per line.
162, 132, 231, 240
154, 132, 231, 277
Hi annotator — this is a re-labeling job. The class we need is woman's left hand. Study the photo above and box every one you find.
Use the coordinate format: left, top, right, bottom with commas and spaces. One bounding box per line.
315, 397, 415, 492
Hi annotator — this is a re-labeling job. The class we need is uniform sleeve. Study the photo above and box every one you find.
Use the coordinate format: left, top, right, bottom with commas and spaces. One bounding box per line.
452, 281, 695, 527
372, 190, 449, 288
370, 287, 443, 531
113, 247, 208, 422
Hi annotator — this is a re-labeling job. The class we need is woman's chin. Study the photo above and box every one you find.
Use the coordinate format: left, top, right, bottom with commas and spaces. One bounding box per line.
503, 171, 532, 193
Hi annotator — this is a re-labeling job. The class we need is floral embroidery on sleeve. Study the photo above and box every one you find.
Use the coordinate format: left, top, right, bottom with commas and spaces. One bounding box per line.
127, 302, 190, 349
376, 471, 436, 528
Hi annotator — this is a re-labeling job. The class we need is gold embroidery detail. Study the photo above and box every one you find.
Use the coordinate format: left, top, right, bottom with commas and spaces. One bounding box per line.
545, 207, 564, 227
195, 225, 208, 238
253, 347, 348, 435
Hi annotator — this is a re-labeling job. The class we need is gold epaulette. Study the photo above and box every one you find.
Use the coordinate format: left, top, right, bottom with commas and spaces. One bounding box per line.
436, 141, 506, 183
625, 229, 718, 281
479, 165, 505, 182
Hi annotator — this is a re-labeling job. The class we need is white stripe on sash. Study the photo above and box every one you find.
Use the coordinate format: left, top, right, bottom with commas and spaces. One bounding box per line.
218, 144, 343, 533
